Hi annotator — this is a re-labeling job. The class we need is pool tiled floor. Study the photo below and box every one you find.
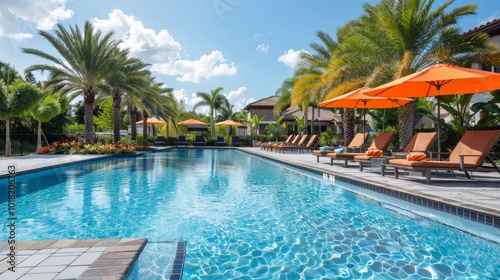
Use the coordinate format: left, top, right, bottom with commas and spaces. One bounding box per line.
0, 238, 146, 280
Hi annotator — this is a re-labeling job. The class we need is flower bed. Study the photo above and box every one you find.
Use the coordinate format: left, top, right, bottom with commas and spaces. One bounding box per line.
35, 139, 138, 155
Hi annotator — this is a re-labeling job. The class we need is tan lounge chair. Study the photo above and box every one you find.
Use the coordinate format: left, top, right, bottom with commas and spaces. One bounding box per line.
326, 132, 395, 167
354, 132, 438, 171
276, 134, 309, 153
259, 134, 293, 150
280, 134, 319, 153
271, 134, 301, 152
312, 133, 369, 163
387, 130, 500, 184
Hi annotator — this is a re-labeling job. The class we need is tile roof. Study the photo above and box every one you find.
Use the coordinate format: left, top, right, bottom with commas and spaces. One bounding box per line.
463, 18, 500, 36
243, 96, 279, 110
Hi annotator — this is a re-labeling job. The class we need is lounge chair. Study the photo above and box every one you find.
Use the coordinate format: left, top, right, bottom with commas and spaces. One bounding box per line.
312, 133, 369, 163
193, 136, 206, 146
260, 135, 293, 150
271, 134, 301, 152
354, 132, 438, 171
326, 132, 395, 167
387, 130, 500, 184
276, 134, 309, 153
231, 136, 243, 147
216, 136, 228, 146
153, 136, 166, 146
280, 134, 319, 153
177, 135, 188, 147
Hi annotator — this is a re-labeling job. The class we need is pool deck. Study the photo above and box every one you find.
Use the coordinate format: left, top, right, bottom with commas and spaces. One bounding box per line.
0, 148, 500, 279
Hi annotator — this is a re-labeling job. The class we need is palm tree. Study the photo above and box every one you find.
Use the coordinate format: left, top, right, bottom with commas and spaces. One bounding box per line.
291, 31, 339, 134
105, 50, 151, 142
0, 79, 42, 156
193, 87, 228, 138
332, 0, 499, 149
23, 21, 119, 143
31, 94, 62, 150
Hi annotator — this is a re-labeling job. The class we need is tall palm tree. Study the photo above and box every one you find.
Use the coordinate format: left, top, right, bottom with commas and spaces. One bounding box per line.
23, 21, 119, 143
104, 49, 151, 142
193, 87, 228, 138
332, 0, 499, 149
0, 79, 42, 156
291, 31, 339, 134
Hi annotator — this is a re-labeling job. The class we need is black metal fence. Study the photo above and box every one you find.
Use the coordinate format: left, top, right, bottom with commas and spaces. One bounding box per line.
0, 134, 67, 156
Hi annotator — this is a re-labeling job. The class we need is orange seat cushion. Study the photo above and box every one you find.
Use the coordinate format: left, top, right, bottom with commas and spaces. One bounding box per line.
367, 150, 383, 157
407, 153, 426, 161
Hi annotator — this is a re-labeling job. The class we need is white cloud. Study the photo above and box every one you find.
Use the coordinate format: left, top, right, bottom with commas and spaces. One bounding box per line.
151, 51, 237, 83
91, 9, 181, 63
255, 44, 269, 53
277, 49, 307, 68
92, 10, 237, 84
8, 33, 33, 41
0, 0, 73, 37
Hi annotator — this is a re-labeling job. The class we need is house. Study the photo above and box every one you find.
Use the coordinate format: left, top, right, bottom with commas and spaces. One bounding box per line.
243, 96, 345, 136
462, 18, 500, 125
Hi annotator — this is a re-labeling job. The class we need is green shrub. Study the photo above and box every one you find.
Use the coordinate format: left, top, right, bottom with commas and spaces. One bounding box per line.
205, 137, 217, 146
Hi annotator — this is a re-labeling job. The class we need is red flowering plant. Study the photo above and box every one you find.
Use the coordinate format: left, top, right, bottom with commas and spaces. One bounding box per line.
36, 138, 136, 155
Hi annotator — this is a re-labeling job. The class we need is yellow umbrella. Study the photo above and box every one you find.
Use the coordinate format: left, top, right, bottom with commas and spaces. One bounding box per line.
136, 117, 166, 125
215, 119, 246, 127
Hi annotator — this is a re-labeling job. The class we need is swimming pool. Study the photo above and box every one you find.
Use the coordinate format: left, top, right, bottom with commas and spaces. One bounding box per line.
1, 149, 499, 279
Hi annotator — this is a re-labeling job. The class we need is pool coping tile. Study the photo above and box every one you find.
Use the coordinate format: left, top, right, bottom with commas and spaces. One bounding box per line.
0, 238, 147, 280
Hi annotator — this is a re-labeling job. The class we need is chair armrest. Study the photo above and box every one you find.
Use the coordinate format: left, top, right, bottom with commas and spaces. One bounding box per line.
458, 154, 488, 170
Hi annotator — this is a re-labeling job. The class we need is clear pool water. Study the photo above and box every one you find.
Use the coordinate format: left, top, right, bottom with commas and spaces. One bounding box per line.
1, 149, 500, 279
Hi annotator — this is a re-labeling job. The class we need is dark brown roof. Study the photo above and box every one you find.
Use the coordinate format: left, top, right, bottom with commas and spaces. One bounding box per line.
243, 96, 279, 110
463, 18, 500, 37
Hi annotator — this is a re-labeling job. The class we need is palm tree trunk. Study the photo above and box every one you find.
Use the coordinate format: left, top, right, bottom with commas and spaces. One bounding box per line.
5, 118, 11, 157
131, 107, 137, 141
210, 108, 216, 138
37, 121, 42, 150
84, 90, 95, 144
398, 102, 415, 150
112, 92, 122, 143
344, 108, 355, 146
142, 111, 149, 139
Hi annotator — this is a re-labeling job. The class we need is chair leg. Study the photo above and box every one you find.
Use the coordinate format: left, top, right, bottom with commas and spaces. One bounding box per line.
316, 155, 319, 163
394, 167, 399, 179
425, 169, 431, 184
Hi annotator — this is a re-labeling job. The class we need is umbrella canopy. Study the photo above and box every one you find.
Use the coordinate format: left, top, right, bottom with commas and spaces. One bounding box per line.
215, 119, 246, 127
319, 87, 413, 149
318, 87, 413, 109
136, 117, 167, 125
364, 63, 500, 153
177, 118, 208, 126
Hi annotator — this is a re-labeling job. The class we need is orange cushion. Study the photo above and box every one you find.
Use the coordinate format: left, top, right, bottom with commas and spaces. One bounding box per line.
367, 150, 383, 156
407, 153, 426, 161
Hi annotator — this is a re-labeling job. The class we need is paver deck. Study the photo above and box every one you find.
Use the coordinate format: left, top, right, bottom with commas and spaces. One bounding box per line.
0, 238, 146, 280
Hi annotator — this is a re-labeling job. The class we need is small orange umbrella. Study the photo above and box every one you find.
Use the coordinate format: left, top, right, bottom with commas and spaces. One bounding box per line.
136, 117, 166, 125
319, 87, 413, 149
177, 118, 208, 126
364, 63, 500, 152
215, 119, 246, 127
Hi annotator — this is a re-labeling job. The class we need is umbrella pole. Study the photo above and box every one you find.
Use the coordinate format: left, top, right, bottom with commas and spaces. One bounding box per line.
363, 108, 366, 151
437, 96, 442, 155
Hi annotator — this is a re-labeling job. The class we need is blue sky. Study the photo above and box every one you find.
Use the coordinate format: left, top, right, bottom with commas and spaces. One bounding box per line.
0, 0, 498, 115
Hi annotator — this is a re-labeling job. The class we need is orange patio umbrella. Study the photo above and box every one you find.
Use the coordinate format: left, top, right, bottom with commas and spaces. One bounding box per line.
364, 63, 500, 153
177, 118, 208, 126
215, 119, 246, 127
318, 87, 413, 149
